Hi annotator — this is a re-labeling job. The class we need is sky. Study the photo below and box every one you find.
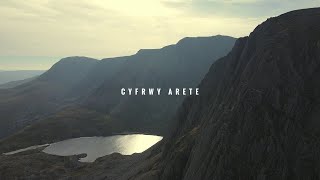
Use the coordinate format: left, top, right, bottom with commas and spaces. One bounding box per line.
0, 0, 319, 70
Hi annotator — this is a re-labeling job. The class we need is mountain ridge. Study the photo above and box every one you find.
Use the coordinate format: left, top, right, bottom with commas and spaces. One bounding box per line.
0, 35, 236, 152
121, 7, 320, 180
0, 8, 319, 180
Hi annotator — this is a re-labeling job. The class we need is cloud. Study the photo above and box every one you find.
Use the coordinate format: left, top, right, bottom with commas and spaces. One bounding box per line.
0, 0, 319, 64
162, 0, 320, 18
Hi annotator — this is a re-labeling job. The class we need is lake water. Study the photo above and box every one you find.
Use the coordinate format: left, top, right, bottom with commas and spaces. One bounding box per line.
4, 134, 163, 162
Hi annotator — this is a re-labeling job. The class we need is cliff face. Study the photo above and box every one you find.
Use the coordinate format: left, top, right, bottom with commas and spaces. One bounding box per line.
132, 8, 320, 180
0, 8, 319, 180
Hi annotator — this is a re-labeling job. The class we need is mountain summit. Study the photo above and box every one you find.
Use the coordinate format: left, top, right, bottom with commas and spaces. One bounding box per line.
0, 36, 235, 148
126, 7, 320, 180
0, 8, 319, 180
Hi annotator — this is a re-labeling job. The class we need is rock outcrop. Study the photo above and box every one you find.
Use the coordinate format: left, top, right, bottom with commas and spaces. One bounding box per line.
1, 7, 320, 180
130, 8, 320, 180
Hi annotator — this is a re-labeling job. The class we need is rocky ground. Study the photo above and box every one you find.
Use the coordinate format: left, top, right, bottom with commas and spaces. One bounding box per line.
1, 7, 320, 180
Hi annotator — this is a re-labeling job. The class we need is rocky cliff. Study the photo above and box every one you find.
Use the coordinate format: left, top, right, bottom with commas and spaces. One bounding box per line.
129, 8, 320, 180
0, 8, 319, 180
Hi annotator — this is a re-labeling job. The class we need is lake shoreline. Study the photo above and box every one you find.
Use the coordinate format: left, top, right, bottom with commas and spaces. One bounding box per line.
3, 134, 163, 163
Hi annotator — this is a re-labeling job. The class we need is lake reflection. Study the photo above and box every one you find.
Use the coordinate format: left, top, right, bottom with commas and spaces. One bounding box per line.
42, 134, 162, 162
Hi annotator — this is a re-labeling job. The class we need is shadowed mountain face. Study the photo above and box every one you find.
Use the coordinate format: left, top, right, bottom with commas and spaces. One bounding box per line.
0, 70, 45, 85
0, 36, 236, 147
0, 57, 98, 138
121, 8, 320, 180
83, 35, 236, 135
0, 8, 319, 180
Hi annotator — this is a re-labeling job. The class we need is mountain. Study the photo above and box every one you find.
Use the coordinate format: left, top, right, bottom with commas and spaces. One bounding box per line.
0, 7, 319, 180
0, 76, 37, 89
124, 8, 320, 180
0, 70, 45, 85
0, 36, 236, 150
83, 35, 236, 135
0, 57, 98, 138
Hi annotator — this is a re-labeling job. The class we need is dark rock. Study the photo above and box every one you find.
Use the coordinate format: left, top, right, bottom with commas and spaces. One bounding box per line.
129, 7, 320, 180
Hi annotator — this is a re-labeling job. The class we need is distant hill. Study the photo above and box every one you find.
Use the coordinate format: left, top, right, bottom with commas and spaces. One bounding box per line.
83, 35, 236, 135
0, 36, 236, 152
0, 70, 45, 85
1, 8, 320, 180
0, 77, 37, 89
0, 57, 98, 138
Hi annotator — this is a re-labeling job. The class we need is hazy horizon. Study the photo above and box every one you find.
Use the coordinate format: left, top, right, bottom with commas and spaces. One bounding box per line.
0, 56, 62, 70
0, 0, 319, 70
0, 35, 229, 70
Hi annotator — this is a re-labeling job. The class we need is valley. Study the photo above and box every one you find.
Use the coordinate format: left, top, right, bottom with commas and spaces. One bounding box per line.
0, 36, 236, 153
0, 7, 320, 180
